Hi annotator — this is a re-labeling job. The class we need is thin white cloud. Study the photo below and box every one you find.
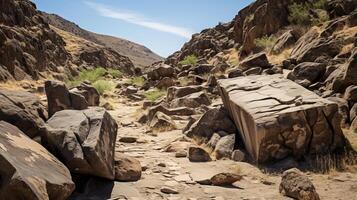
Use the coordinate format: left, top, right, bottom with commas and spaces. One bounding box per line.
85, 1, 193, 39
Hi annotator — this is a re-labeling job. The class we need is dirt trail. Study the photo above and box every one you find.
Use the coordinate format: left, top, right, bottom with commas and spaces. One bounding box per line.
77, 97, 357, 200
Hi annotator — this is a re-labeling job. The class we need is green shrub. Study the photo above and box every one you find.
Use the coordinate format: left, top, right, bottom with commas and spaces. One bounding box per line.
107, 68, 123, 79
67, 67, 122, 88
130, 76, 145, 87
288, 0, 329, 26
92, 80, 115, 95
312, 0, 328, 9
144, 89, 166, 102
254, 35, 277, 50
178, 54, 198, 66
288, 3, 311, 25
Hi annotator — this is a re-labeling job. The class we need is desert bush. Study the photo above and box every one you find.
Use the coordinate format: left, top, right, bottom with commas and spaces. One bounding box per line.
254, 35, 277, 50
288, 3, 311, 25
144, 88, 166, 102
92, 80, 115, 95
178, 54, 198, 66
107, 68, 123, 79
288, 0, 329, 26
130, 76, 145, 87
67, 67, 122, 87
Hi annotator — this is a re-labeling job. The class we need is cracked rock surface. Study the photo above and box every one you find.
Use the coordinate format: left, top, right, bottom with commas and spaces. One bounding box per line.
218, 75, 347, 163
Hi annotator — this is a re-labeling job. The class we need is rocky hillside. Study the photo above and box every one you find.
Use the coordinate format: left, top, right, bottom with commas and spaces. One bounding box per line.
42, 12, 163, 68
0, 0, 136, 82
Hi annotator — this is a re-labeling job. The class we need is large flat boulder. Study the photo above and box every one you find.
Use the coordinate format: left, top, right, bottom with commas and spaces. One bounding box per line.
0, 121, 74, 200
0, 89, 47, 138
218, 75, 346, 163
45, 107, 118, 180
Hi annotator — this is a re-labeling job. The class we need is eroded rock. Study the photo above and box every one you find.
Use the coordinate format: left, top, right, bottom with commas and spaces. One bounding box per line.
279, 168, 320, 200
114, 153, 142, 182
45, 107, 118, 180
0, 89, 47, 138
218, 75, 346, 163
0, 121, 75, 200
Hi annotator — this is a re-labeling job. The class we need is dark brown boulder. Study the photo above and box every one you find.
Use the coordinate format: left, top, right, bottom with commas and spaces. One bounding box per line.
147, 63, 175, 81
45, 80, 101, 117
45, 107, 118, 180
0, 121, 75, 200
327, 47, 357, 93
214, 134, 235, 160
114, 153, 142, 182
167, 85, 206, 101
188, 146, 212, 162
184, 106, 237, 139
271, 30, 299, 55
227, 67, 243, 78
287, 62, 326, 84
170, 91, 211, 108
239, 52, 271, 71
0, 89, 47, 138
280, 168, 320, 200
74, 82, 100, 106
45, 80, 72, 117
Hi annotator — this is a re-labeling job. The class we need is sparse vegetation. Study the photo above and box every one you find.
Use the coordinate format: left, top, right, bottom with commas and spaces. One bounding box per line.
178, 54, 198, 66
130, 76, 146, 87
144, 88, 166, 102
66, 67, 120, 95
288, 0, 329, 26
254, 35, 277, 50
92, 80, 115, 95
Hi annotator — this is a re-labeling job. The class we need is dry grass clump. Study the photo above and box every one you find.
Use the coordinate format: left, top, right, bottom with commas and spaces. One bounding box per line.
308, 150, 357, 174
267, 48, 292, 65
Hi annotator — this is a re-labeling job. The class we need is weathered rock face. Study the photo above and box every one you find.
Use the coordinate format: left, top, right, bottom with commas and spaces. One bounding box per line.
239, 52, 271, 71
45, 80, 100, 117
0, 0, 136, 82
287, 62, 327, 85
0, 0, 69, 81
188, 146, 212, 162
166, 22, 235, 66
167, 85, 206, 101
114, 153, 142, 182
234, 0, 307, 57
218, 75, 346, 163
184, 106, 237, 139
170, 91, 211, 108
0, 89, 47, 138
327, 47, 357, 93
45, 107, 118, 180
279, 168, 320, 200
214, 134, 235, 160
271, 29, 299, 55
291, 28, 342, 63
147, 62, 176, 81
0, 121, 75, 200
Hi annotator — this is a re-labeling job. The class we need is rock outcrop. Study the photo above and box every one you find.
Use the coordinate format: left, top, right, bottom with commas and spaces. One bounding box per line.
218, 75, 346, 163
0, 121, 75, 200
0, 89, 47, 138
0, 0, 135, 82
45, 107, 118, 180
45, 80, 100, 117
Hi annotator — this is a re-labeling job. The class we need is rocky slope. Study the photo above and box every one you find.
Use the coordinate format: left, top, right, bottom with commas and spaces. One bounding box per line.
42, 12, 163, 68
0, 0, 136, 82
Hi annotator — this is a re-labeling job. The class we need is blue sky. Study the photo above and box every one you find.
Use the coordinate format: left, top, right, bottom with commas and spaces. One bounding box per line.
32, 0, 253, 57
